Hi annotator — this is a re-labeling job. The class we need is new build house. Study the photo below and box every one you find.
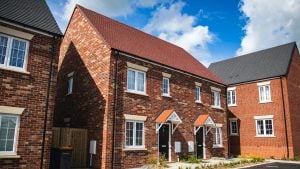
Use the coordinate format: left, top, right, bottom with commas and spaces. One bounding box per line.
209, 42, 300, 159
54, 5, 228, 169
0, 0, 62, 168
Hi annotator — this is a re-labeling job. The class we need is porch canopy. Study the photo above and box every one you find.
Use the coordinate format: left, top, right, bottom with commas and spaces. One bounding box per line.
194, 114, 215, 135
155, 109, 182, 134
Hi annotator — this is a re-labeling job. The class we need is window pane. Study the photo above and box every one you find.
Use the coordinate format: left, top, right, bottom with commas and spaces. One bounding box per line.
0, 36, 8, 64
68, 77, 73, 94
126, 122, 134, 146
215, 128, 221, 145
196, 87, 200, 101
232, 91, 236, 104
8, 117, 17, 128
7, 129, 15, 140
9, 39, 26, 68
257, 120, 264, 135
163, 78, 169, 94
227, 91, 231, 105
214, 92, 220, 107
5, 140, 13, 151
127, 70, 135, 90
265, 119, 273, 135
260, 86, 265, 101
265, 86, 270, 101
1, 117, 9, 128
0, 129, 7, 139
231, 121, 237, 134
135, 123, 143, 146
0, 140, 5, 151
137, 72, 145, 92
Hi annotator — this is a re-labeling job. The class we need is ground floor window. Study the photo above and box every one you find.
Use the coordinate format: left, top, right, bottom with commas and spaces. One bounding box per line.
255, 117, 274, 136
125, 120, 144, 148
213, 127, 222, 147
229, 119, 238, 136
0, 114, 19, 155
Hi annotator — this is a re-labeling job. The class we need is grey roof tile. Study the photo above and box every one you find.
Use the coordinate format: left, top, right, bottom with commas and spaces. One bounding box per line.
0, 0, 62, 36
208, 42, 296, 85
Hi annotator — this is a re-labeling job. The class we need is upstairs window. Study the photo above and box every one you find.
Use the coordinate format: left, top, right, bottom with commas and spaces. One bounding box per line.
127, 68, 146, 94
227, 89, 236, 106
67, 72, 74, 95
0, 114, 19, 155
212, 91, 221, 108
257, 82, 271, 103
195, 86, 201, 102
0, 34, 29, 71
162, 77, 170, 96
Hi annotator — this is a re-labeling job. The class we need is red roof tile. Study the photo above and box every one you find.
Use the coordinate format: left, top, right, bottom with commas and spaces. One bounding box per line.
76, 5, 223, 84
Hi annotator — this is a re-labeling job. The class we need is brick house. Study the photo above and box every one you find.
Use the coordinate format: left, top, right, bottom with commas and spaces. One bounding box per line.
0, 0, 62, 168
209, 42, 300, 159
54, 5, 228, 169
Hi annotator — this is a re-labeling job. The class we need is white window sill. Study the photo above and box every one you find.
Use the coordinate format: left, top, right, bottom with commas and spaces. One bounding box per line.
66, 93, 72, 96
259, 101, 272, 104
255, 135, 276, 138
228, 104, 237, 107
213, 145, 223, 148
123, 147, 147, 151
0, 155, 21, 159
0, 66, 30, 75
162, 94, 172, 98
195, 100, 202, 104
211, 106, 223, 110
125, 90, 148, 96
230, 134, 239, 136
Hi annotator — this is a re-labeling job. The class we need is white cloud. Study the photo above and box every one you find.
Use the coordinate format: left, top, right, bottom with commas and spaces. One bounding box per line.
237, 0, 300, 55
144, 1, 214, 66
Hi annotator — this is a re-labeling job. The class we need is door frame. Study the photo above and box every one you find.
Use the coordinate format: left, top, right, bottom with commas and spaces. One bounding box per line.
195, 126, 206, 159
157, 123, 171, 162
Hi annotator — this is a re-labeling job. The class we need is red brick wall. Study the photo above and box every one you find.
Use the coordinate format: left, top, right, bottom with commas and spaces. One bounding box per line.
286, 48, 300, 157
228, 78, 293, 159
0, 23, 60, 169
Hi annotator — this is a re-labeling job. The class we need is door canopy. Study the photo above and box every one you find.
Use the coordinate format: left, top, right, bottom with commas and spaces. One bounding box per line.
155, 109, 182, 134
194, 114, 215, 135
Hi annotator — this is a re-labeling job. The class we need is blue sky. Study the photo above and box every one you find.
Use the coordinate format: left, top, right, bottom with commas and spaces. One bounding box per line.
46, 0, 300, 66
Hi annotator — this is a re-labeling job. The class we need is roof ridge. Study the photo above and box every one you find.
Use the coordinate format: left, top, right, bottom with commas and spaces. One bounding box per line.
210, 42, 296, 66
76, 4, 185, 51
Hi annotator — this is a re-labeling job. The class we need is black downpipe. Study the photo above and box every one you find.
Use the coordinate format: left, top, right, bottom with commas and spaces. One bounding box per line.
40, 37, 56, 169
111, 51, 119, 169
280, 77, 290, 159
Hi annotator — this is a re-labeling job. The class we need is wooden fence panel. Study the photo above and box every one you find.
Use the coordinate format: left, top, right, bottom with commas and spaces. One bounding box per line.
52, 127, 88, 168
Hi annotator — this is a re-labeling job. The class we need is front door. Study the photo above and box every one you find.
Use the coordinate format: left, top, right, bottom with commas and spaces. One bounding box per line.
159, 124, 169, 160
196, 127, 204, 159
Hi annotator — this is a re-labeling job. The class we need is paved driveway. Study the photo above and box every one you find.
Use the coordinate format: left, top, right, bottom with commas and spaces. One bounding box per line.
244, 162, 300, 169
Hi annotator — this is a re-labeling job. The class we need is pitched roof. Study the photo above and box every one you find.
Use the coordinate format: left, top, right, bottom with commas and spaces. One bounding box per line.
208, 42, 297, 85
76, 5, 223, 84
0, 0, 62, 36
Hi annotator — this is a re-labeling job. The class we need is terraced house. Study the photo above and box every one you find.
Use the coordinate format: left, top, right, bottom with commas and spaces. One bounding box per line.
0, 0, 62, 169
54, 5, 228, 169
209, 42, 300, 159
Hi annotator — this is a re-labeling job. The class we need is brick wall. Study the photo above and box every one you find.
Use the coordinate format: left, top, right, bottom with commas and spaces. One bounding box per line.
0, 22, 60, 169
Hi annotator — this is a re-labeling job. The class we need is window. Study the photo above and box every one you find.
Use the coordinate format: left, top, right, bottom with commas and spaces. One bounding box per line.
258, 84, 271, 103
162, 77, 170, 96
127, 69, 146, 94
213, 127, 222, 147
125, 121, 144, 148
67, 72, 74, 95
229, 119, 238, 135
0, 114, 19, 155
0, 34, 29, 71
255, 118, 274, 137
227, 90, 236, 106
212, 90, 221, 108
196, 86, 201, 102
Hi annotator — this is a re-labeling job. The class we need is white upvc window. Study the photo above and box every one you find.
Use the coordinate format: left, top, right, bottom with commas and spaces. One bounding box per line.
125, 120, 145, 148
227, 89, 236, 106
258, 82, 271, 103
212, 90, 221, 108
67, 72, 74, 95
213, 127, 222, 148
127, 68, 146, 94
195, 86, 201, 102
0, 114, 20, 155
229, 119, 238, 136
0, 34, 29, 71
255, 115, 274, 137
162, 77, 170, 96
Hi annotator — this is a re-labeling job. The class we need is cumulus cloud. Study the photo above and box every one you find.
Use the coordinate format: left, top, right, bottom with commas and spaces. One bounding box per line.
237, 0, 300, 55
144, 1, 214, 66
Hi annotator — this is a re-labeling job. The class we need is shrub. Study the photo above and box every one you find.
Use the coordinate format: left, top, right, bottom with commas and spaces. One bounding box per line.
293, 155, 300, 161
180, 154, 200, 163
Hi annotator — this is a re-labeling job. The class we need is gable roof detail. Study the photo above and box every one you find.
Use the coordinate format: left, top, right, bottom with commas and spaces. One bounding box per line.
76, 5, 223, 84
209, 42, 297, 85
0, 0, 62, 36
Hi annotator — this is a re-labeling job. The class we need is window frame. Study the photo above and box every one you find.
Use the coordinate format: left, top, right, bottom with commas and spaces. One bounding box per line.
126, 68, 146, 95
213, 127, 223, 148
125, 120, 145, 149
212, 90, 221, 108
162, 77, 170, 96
0, 33, 29, 72
195, 86, 201, 103
229, 119, 238, 136
255, 116, 274, 137
0, 114, 20, 156
227, 89, 236, 106
258, 83, 271, 103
